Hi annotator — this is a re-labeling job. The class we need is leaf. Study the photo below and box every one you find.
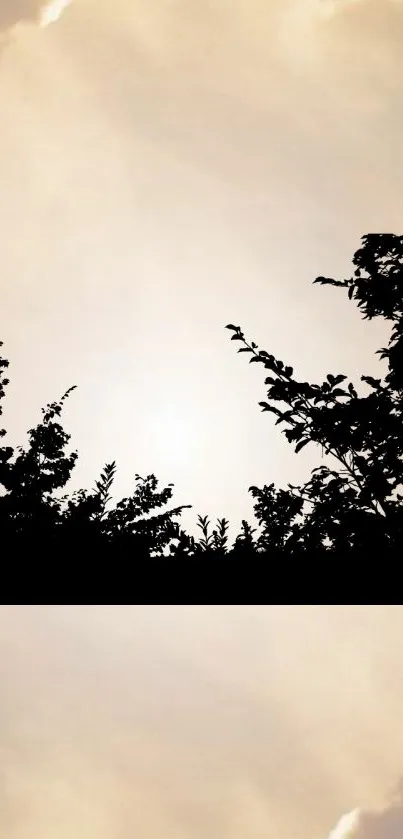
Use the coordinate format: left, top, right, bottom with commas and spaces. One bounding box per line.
361, 375, 381, 389
334, 375, 347, 385
314, 277, 346, 287
348, 285, 354, 299
326, 478, 343, 492
285, 426, 304, 443
238, 347, 253, 353
295, 439, 309, 453
258, 402, 282, 416
225, 324, 239, 330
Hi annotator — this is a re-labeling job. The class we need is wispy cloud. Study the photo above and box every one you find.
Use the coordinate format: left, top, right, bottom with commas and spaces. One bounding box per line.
327, 791, 403, 839
318, 0, 364, 16
327, 811, 361, 839
275, 0, 403, 73
38, 0, 71, 27
0, 0, 71, 33
318, 0, 403, 16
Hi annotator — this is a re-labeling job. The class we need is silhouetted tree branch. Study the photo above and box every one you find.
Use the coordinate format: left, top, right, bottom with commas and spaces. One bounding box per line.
1, 233, 402, 559
225, 233, 403, 553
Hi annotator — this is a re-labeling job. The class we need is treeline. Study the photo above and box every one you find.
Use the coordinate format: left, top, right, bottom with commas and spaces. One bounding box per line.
1, 233, 402, 559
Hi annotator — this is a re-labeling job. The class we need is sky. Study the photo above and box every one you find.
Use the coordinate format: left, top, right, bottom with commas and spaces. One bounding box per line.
2, 605, 403, 839
1, 0, 403, 533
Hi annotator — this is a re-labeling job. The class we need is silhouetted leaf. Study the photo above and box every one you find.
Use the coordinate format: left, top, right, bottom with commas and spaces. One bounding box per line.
361, 375, 382, 389
314, 277, 346, 287
295, 439, 309, 453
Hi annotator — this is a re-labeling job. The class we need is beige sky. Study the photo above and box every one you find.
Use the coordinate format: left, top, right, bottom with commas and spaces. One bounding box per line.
2, 605, 403, 839
1, 0, 402, 532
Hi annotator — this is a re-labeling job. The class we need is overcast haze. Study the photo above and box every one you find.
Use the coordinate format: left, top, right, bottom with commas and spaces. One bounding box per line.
2, 606, 403, 839
1, 0, 402, 529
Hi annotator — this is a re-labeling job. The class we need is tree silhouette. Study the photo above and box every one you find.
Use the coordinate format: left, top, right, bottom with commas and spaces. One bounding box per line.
0, 359, 191, 557
1, 233, 402, 560
226, 233, 403, 554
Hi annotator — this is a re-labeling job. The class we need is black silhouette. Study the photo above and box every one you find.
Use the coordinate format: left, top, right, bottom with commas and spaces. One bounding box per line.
1, 233, 402, 559
225, 233, 403, 554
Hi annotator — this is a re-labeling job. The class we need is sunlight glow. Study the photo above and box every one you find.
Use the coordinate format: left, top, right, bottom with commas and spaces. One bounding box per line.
39, 0, 72, 27
327, 810, 361, 839
148, 408, 199, 466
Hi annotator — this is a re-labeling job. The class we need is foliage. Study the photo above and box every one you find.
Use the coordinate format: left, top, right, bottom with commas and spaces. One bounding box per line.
0, 363, 191, 556
225, 233, 403, 553
1, 233, 402, 557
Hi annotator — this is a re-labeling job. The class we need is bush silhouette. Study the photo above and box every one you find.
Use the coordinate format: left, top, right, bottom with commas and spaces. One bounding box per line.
1, 233, 402, 558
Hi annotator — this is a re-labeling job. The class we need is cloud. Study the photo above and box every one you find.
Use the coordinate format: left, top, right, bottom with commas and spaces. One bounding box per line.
0, 0, 71, 33
327, 811, 362, 839
319, 0, 403, 14
328, 809, 360, 839
318, 0, 365, 16
327, 792, 403, 839
275, 0, 403, 70
38, 0, 71, 26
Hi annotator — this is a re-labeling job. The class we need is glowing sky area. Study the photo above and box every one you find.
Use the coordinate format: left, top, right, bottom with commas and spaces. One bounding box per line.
3, 606, 403, 839
39, 0, 72, 27
1, 0, 403, 532
328, 810, 361, 839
